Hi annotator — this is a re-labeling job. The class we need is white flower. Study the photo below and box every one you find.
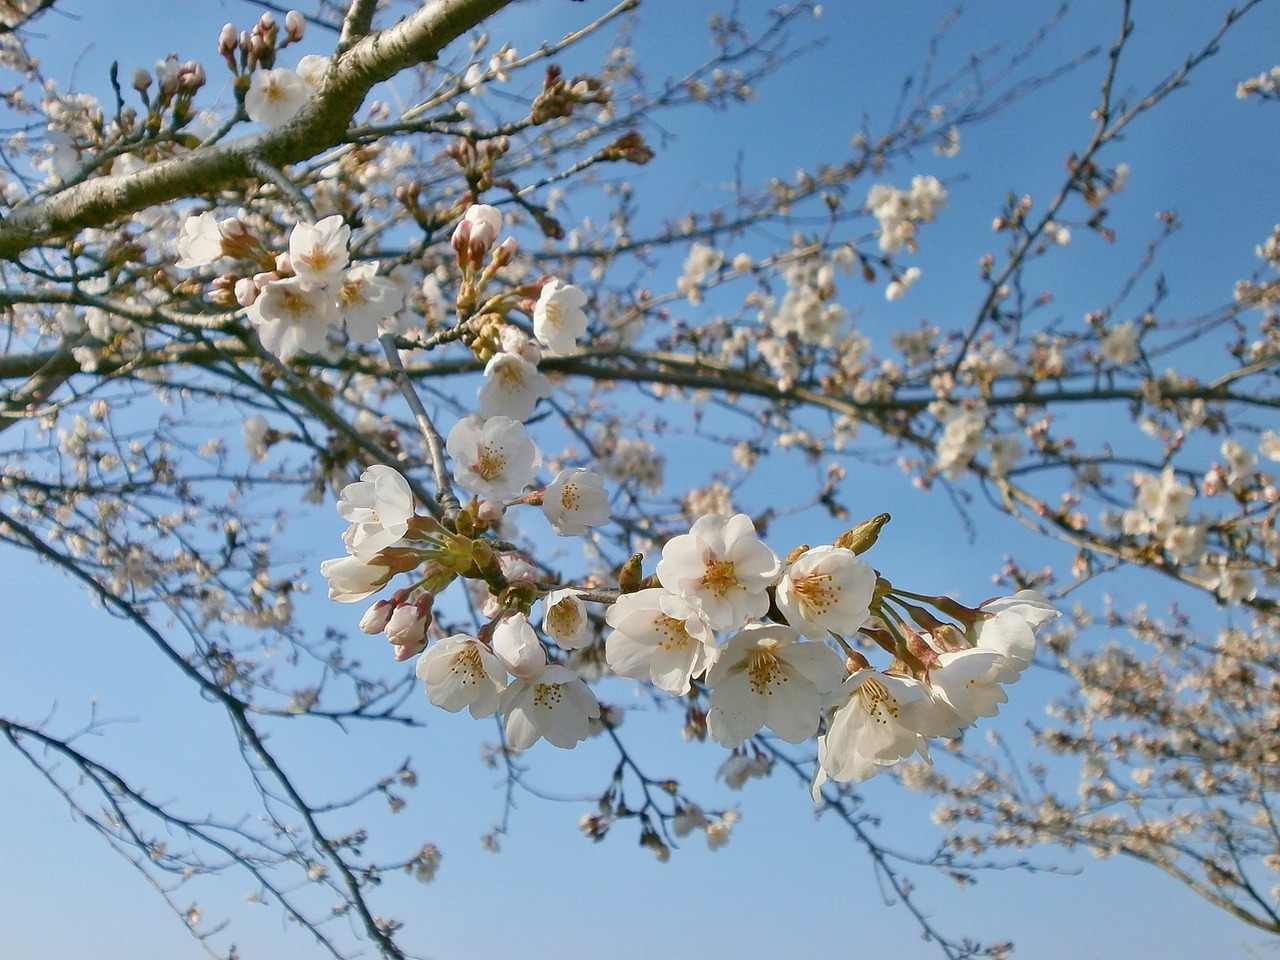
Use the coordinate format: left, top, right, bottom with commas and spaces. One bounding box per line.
336, 262, 403, 341
289, 215, 350, 288
542, 468, 610, 537
656, 513, 780, 631
319, 554, 394, 603
491, 613, 546, 679
175, 212, 225, 269
1260, 430, 1280, 461
1100, 320, 1140, 366
533, 278, 588, 354
500, 663, 601, 749
244, 67, 310, 126
541, 589, 594, 651
336, 464, 414, 558
970, 589, 1059, 679
704, 623, 844, 747
814, 669, 930, 793
477, 352, 552, 421
296, 54, 329, 93
916, 648, 1010, 738
242, 415, 270, 461
445, 416, 541, 501
415, 634, 507, 718
885, 266, 921, 301
716, 751, 771, 789
605, 588, 717, 695
248, 277, 336, 360
775, 545, 876, 639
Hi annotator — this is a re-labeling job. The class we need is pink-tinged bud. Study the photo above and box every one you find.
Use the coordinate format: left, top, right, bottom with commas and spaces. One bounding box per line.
208, 275, 238, 307
274, 251, 293, 275
392, 639, 425, 662
257, 12, 276, 33
477, 499, 506, 522
385, 598, 431, 647
219, 23, 239, 58
450, 218, 473, 264
359, 599, 394, 634
285, 10, 305, 43
493, 236, 519, 268
252, 270, 280, 287
179, 61, 206, 95
234, 277, 260, 307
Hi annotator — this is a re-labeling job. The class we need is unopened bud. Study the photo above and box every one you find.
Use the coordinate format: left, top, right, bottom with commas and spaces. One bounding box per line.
359, 599, 394, 634
833, 513, 890, 555
218, 23, 239, 60
285, 10, 305, 43
132, 67, 151, 95
618, 553, 644, 593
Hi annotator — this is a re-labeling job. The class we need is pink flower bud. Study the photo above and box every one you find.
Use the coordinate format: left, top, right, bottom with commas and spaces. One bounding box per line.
285, 10, 305, 43
234, 277, 260, 306
275, 251, 293, 274
477, 499, 506, 522
218, 23, 239, 58
359, 599, 394, 634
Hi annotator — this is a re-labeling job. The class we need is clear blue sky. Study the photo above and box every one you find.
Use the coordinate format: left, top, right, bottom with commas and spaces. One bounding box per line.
2, 1, 1278, 958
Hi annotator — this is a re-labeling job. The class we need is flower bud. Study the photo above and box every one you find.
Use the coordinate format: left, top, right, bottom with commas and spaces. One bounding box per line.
833, 512, 890, 555
285, 10, 305, 43
219, 23, 239, 61
359, 599, 394, 634
132, 68, 151, 95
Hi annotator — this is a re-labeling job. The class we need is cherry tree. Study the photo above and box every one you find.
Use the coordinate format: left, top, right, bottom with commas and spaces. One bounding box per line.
1, 0, 1277, 957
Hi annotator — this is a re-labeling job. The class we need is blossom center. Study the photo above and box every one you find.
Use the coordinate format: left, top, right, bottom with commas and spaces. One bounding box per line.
559, 482, 581, 511
856, 675, 900, 723
472, 443, 508, 480
450, 645, 484, 687
532, 682, 564, 709
792, 570, 840, 613
298, 245, 336, 274
701, 557, 741, 597
654, 614, 691, 651
547, 602, 582, 636
746, 650, 785, 695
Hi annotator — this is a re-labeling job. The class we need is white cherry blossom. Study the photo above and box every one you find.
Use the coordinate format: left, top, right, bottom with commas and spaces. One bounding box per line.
245, 67, 310, 127
656, 512, 780, 631
289, 215, 350, 288
971, 589, 1060, 680
336, 464, 414, 558
704, 623, 843, 747
775, 545, 876, 638
336, 262, 403, 341
319, 554, 394, 603
814, 669, 930, 793
541, 589, 594, 651
542, 468, 610, 537
604, 588, 716, 695
445, 416, 541, 501
533, 278, 588, 353
248, 277, 336, 360
415, 634, 507, 718
477, 352, 552, 421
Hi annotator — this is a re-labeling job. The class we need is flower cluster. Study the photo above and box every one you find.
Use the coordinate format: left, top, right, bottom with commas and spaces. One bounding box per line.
176, 212, 404, 360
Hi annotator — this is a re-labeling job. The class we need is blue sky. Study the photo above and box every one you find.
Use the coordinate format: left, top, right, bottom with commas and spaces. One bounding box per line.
2, 1, 1279, 958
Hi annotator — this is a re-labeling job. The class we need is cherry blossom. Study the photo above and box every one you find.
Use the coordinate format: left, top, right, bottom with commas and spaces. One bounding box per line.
477, 352, 552, 421
247, 277, 336, 360
289, 215, 350, 288
971, 590, 1059, 679
336, 263, 404, 341
533, 278, 588, 354
415, 634, 507, 719
336, 464, 414, 558
775, 545, 876, 639
542, 468, 610, 537
445, 416, 541, 501
244, 67, 310, 127
604, 588, 717, 695
319, 554, 395, 603
704, 623, 844, 747
541, 589, 594, 651
814, 669, 931, 792
656, 512, 780, 631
